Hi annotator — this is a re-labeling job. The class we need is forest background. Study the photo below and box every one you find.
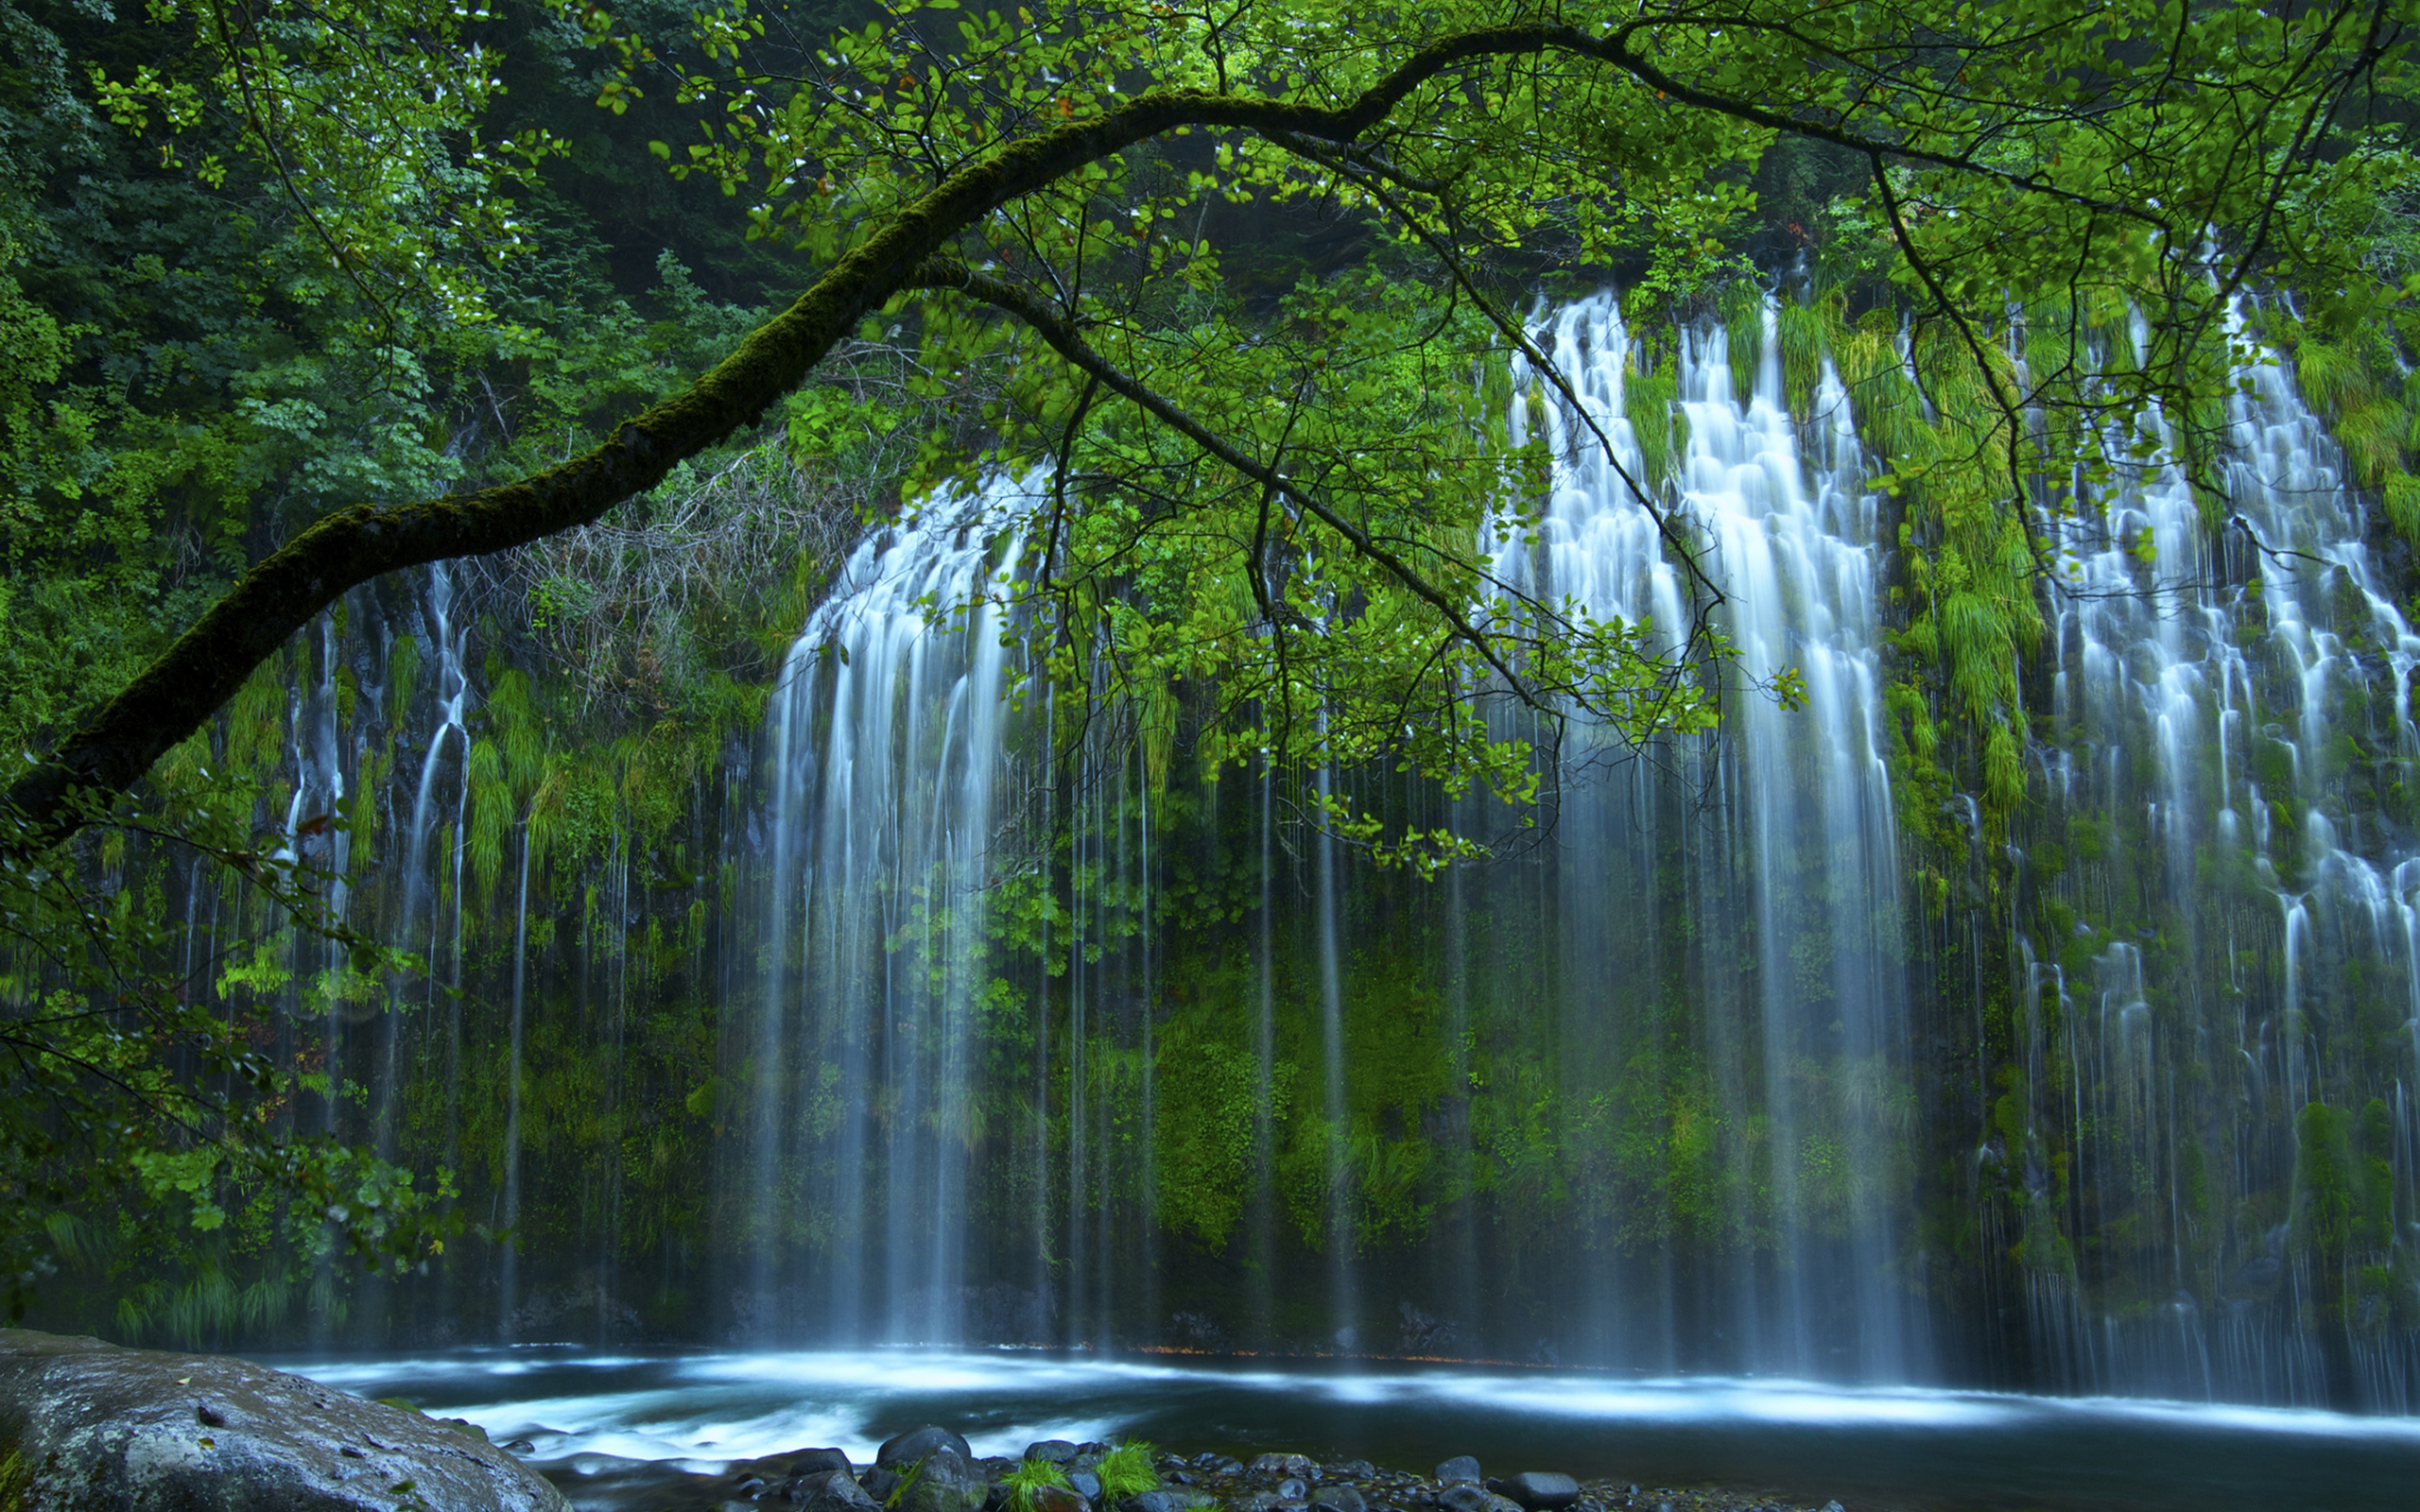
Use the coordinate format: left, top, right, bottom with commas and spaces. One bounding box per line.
3, 0, 2417, 1361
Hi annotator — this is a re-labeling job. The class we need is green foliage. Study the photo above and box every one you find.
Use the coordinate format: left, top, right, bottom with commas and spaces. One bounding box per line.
0, 799, 458, 1326
1003, 1459, 1073, 1512
2294, 1101, 2357, 1264
1094, 1444, 1158, 1501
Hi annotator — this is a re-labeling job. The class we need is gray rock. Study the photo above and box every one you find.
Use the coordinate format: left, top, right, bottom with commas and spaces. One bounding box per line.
794, 1469, 885, 1512
1438, 1488, 1520, 1512
1251, 1453, 1319, 1481
1028, 1440, 1083, 1465
1326, 1463, 1376, 1482
1823, 1503, 1846, 1512
865, 1469, 907, 1503
1026, 1486, 1089, 1512
883, 1425, 977, 1469
1125, 1493, 1216, 1512
1070, 1471, 1106, 1502
0, 1327, 568, 1512
1495, 1474, 1580, 1512
1313, 1488, 1367, 1512
977, 1457, 1022, 1483
1225, 1496, 1284, 1512
901, 1448, 993, 1512
1436, 1458, 1483, 1486
1276, 1479, 1310, 1503
1196, 1455, 1245, 1475
794, 1448, 858, 1479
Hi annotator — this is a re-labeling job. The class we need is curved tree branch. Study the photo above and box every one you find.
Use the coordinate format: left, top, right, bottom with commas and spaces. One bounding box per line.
1, 16, 2277, 849
905, 259, 1545, 708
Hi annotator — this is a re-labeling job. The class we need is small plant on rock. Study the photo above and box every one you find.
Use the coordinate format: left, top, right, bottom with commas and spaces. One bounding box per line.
1005, 1459, 1074, 1512
1096, 1443, 1160, 1502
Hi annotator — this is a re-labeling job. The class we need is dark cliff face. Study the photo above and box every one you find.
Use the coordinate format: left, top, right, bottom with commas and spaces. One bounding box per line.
0, 1328, 567, 1511
25, 301, 2420, 1413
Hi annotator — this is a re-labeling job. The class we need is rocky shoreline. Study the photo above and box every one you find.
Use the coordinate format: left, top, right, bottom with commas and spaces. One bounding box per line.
646, 1428, 1847, 1512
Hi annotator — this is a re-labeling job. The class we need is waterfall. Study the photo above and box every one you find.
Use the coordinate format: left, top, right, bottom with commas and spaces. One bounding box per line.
750, 475, 1028, 1343
430, 285, 2419, 1406
1476, 291, 1924, 1376
2016, 306, 2420, 1404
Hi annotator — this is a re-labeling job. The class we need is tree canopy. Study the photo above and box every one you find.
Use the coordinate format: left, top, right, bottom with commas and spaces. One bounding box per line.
9, 0, 2411, 856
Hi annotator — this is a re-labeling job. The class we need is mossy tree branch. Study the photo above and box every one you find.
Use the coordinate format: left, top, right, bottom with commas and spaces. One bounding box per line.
9, 9, 2385, 849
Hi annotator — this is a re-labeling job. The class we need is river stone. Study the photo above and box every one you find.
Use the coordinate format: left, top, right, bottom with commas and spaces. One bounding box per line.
1028, 1440, 1083, 1465
1439, 1486, 1520, 1512
1069, 1470, 1106, 1501
1028, 1486, 1091, 1512
1312, 1487, 1367, 1512
793, 1448, 858, 1479
0, 1327, 568, 1512
865, 1469, 907, 1503
1325, 1462, 1376, 1482
1274, 1477, 1309, 1503
900, 1448, 991, 1512
1495, 1473, 1580, 1511
1251, 1453, 1318, 1481
1435, 1458, 1482, 1486
883, 1425, 977, 1469
1196, 1455, 1244, 1475
792, 1469, 884, 1512
1125, 1492, 1216, 1512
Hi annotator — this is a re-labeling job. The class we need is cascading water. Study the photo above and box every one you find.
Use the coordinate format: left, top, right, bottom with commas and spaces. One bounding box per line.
747, 475, 1028, 1344
2009, 306, 2420, 1405
223, 286, 2420, 1411
1474, 292, 1924, 1377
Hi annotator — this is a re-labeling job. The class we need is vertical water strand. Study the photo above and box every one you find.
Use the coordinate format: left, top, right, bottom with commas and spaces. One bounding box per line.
500, 824, 531, 1340
1066, 724, 1089, 1344
1314, 758, 1358, 1349
388, 565, 472, 1167
754, 609, 817, 1334
1089, 715, 1115, 1345
1440, 815, 1479, 1351
1033, 678, 1057, 1339
1248, 762, 1276, 1348
926, 533, 1021, 1341
1137, 747, 1159, 1346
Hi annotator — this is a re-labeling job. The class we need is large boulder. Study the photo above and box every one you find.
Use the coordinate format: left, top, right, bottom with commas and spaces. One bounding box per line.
0, 1328, 567, 1512
879, 1426, 975, 1469
792, 1469, 886, 1512
897, 1447, 991, 1512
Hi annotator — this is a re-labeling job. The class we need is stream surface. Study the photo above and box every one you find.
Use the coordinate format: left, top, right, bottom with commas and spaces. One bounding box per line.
275, 1349, 2420, 1512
